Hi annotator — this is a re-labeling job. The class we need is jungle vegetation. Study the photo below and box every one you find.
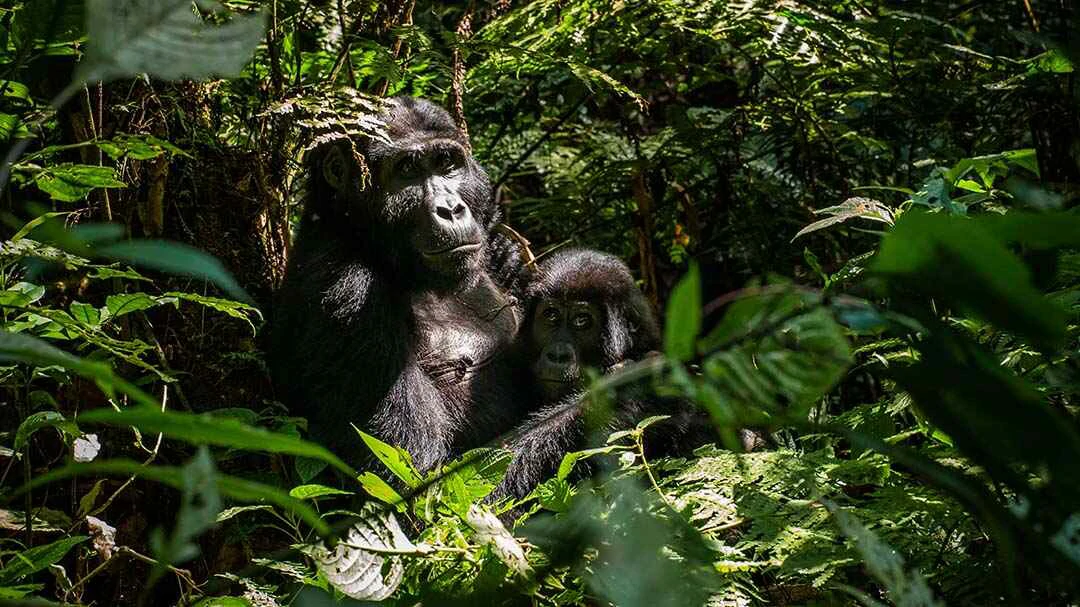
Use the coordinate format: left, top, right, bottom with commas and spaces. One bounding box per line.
0, 1, 1078, 605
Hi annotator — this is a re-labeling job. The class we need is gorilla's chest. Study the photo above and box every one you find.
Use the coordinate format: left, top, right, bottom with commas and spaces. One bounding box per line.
412, 285, 519, 383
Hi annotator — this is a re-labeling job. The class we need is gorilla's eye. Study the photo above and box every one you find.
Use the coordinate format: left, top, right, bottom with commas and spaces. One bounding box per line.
572, 313, 593, 330
542, 307, 561, 324
396, 156, 422, 180
434, 149, 458, 173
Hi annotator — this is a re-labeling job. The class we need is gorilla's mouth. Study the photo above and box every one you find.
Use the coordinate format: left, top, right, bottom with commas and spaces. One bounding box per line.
423, 242, 481, 257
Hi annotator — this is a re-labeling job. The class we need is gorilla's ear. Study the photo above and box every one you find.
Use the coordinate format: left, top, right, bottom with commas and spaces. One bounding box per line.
601, 303, 633, 367
321, 144, 351, 192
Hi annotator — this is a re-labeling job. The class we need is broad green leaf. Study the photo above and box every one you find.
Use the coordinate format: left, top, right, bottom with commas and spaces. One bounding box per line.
289, 484, 353, 500
873, 210, 1067, 351
151, 447, 222, 567
0, 282, 45, 307
294, 457, 328, 483
0, 584, 44, 599
894, 326, 1080, 508
979, 211, 1080, 251
535, 477, 573, 512
166, 291, 262, 332
69, 302, 103, 327
80, 407, 356, 479
33, 164, 126, 202
700, 288, 850, 419
105, 293, 170, 318
0, 536, 88, 584
432, 448, 513, 512
0, 80, 30, 100
12, 459, 330, 537
557, 445, 622, 480
0, 331, 118, 388
14, 411, 81, 451
357, 429, 422, 489
96, 134, 187, 161
78, 0, 266, 83
664, 262, 701, 362
215, 505, 272, 523
97, 240, 253, 304
358, 472, 406, 511
88, 267, 152, 282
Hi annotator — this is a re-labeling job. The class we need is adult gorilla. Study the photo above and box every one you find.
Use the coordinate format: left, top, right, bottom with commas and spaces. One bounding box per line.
270, 98, 526, 471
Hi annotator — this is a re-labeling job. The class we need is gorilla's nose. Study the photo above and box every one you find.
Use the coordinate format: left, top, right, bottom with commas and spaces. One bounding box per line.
545, 342, 575, 365
433, 198, 471, 225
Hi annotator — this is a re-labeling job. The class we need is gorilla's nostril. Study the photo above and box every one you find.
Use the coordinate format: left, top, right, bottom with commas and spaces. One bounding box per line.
452, 203, 469, 219
435, 205, 454, 221
546, 343, 574, 364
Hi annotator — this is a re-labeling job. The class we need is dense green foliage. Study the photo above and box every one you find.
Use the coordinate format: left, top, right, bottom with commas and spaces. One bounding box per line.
0, 1, 1078, 606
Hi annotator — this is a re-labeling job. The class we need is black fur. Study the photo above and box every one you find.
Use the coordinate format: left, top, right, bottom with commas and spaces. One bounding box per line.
493, 248, 707, 500
270, 97, 526, 472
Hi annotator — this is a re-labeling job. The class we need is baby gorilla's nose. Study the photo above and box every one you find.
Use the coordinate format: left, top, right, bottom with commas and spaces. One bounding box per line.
544, 342, 576, 365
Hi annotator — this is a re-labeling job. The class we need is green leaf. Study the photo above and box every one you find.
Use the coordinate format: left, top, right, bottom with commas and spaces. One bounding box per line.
356, 428, 422, 489
33, 164, 126, 202
294, 457, 328, 483
80, 406, 357, 479
978, 211, 1080, 251
289, 484, 353, 500
69, 302, 104, 327
166, 291, 262, 333
78, 0, 267, 83
432, 448, 512, 512
96, 134, 187, 161
14, 411, 81, 452
97, 240, 253, 304
0, 331, 117, 387
699, 288, 850, 419
215, 505, 272, 523
358, 472, 406, 511
13, 459, 330, 537
151, 447, 221, 567
105, 293, 170, 318
894, 326, 1080, 508
664, 262, 701, 362
0, 536, 88, 585
873, 210, 1067, 351
0, 584, 45, 599
557, 445, 622, 481
0, 282, 46, 307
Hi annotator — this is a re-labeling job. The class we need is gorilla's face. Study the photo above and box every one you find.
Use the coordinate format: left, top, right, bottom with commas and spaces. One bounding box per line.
378, 139, 487, 281
320, 98, 495, 289
530, 296, 604, 401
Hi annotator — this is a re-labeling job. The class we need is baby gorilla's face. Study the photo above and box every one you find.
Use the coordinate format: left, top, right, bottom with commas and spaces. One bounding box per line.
530, 296, 604, 401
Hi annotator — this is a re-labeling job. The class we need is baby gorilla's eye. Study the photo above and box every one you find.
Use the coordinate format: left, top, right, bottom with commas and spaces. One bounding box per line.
542, 307, 561, 324
571, 313, 593, 330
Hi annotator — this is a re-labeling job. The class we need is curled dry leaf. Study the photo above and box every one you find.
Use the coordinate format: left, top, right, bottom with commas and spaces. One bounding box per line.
466, 504, 532, 578
86, 516, 117, 560
309, 508, 415, 601
73, 433, 101, 462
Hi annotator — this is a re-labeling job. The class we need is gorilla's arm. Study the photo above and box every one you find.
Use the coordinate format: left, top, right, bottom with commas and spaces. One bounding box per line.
490, 394, 588, 501
488, 388, 718, 501
270, 230, 457, 469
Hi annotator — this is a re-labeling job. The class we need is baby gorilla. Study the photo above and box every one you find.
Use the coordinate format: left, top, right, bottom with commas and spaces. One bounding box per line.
493, 248, 705, 500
